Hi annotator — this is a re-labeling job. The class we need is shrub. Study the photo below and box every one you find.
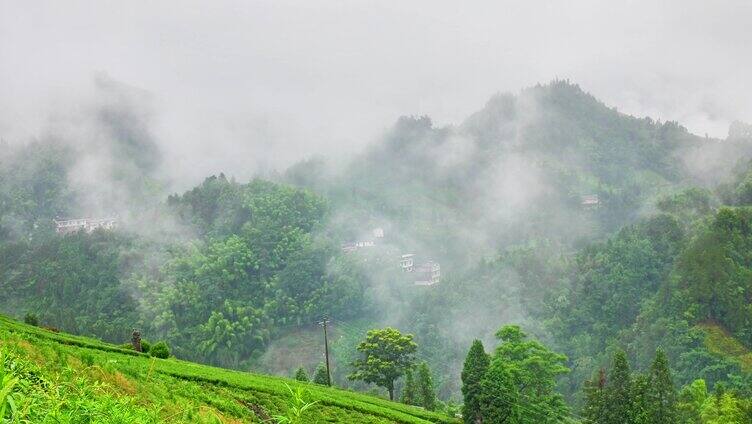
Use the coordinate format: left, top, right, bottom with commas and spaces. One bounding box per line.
23, 313, 39, 326
313, 363, 329, 385
140, 340, 151, 354
294, 367, 310, 382
150, 341, 170, 359
121, 340, 150, 353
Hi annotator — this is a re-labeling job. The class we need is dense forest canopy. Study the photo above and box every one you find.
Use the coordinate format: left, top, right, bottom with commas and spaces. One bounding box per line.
4, 81, 752, 420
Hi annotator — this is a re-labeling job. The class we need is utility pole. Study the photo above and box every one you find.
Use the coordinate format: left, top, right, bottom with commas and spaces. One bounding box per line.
319, 317, 332, 386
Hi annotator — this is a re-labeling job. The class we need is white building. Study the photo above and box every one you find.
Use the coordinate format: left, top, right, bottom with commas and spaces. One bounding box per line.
54, 218, 117, 235
373, 228, 385, 238
400, 254, 415, 272
414, 261, 440, 286
581, 194, 600, 208
341, 242, 358, 253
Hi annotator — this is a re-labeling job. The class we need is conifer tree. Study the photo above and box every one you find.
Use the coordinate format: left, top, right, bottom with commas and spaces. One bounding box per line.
294, 366, 309, 382
478, 359, 518, 423
417, 362, 436, 411
461, 339, 489, 424
605, 350, 633, 424
313, 362, 330, 385
647, 348, 677, 424
401, 368, 418, 406
583, 368, 607, 424
631, 373, 651, 424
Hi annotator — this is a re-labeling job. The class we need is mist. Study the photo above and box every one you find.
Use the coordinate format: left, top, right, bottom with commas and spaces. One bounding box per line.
2, 0, 752, 191
4, 0, 752, 408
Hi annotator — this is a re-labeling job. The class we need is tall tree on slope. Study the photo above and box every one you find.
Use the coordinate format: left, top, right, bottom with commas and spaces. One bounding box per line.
461, 340, 489, 424
348, 328, 417, 400
647, 348, 678, 424
606, 350, 633, 424
417, 362, 436, 411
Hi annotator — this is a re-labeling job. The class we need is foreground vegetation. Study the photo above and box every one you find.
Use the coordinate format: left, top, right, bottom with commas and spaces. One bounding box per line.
0, 315, 457, 423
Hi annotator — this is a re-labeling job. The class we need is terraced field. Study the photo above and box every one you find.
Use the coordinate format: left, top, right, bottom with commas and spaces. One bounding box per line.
0, 315, 459, 423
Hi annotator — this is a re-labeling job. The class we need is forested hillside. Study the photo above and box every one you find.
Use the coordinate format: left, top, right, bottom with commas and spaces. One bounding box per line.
4, 80, 752, 422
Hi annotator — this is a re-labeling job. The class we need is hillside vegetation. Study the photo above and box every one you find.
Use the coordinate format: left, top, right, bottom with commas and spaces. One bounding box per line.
0, 315, 457, 423
6, 81, 752, 422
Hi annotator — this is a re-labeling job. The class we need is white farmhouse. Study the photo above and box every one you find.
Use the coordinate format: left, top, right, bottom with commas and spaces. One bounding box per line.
400, 254, 415, 272
54, 218, 117, 235
413, 261, 440, 286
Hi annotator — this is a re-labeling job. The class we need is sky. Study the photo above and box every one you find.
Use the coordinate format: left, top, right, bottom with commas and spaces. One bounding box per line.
1, 0, 751, 185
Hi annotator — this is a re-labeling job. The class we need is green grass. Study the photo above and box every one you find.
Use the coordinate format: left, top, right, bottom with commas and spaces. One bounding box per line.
697, 322, 752, 372
0, 315, 459, 423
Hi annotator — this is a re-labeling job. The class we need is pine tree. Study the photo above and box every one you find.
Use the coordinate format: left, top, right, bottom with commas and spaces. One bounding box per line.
479, 359, 518, 423
583, 368, 607, 423
294, 366, 309, 382
631, 373, 651, 424
401, 368, 418, 405
417, 362, 436, 411
605, 350, 633, 424
313, 362, 330, 385
461, 339, 490, 424
646, 348, 677, 424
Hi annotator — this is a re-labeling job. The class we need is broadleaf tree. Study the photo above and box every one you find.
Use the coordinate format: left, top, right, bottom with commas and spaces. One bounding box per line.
348, 328, 417, 400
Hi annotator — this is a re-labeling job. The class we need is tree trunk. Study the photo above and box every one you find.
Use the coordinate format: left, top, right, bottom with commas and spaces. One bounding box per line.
388, 386, 394, 401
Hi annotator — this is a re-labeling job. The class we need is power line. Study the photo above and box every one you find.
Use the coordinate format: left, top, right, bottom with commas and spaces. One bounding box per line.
328, 318, 366, 335
474, 390, 583, 423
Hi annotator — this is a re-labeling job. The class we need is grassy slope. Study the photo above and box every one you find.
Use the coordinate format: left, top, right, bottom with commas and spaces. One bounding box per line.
0, 315, 458, 423
697, 322, 752, 372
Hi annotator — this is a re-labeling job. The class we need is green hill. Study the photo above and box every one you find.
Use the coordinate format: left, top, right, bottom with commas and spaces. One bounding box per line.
0, 315, 458, 423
